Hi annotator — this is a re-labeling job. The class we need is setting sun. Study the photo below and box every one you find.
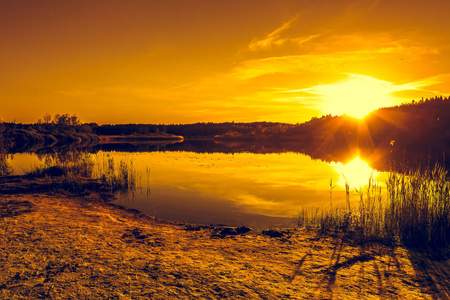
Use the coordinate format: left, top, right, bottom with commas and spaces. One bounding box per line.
316, 74, 398, 119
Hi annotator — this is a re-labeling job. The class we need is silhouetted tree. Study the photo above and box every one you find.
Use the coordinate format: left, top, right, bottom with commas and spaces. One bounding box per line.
53, 114, 61, 124
70, 115, 80, 126
43, 113, 52, 124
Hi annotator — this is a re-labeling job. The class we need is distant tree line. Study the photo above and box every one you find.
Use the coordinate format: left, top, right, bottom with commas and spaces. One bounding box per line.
38, 113, 80, 126
0, 113, 95, 134
92, 121, 295, 138
1, 96, 450, 169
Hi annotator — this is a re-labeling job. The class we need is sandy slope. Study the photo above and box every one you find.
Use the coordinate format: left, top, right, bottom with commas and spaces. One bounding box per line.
1, 189, 449, 299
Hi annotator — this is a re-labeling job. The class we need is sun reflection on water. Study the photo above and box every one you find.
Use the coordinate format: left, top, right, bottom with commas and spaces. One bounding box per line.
334, 157, 379, 189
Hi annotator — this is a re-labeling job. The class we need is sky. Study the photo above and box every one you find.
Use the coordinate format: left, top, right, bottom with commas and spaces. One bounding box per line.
1, 0, 450, 124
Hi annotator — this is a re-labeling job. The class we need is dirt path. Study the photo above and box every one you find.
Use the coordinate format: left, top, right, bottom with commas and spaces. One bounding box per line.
1, 191, 449, 299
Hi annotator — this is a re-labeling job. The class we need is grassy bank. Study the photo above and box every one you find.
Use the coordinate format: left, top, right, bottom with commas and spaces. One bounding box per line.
297, 165, 450, 255
26, 151, 139, 196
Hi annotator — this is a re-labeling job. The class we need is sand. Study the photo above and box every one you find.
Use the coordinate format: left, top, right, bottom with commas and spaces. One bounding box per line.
1, 177, 449, 299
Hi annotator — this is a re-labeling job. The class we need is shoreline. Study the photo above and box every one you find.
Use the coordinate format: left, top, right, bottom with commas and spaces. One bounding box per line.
98, 134, 184, 143
1, 176, 449, 299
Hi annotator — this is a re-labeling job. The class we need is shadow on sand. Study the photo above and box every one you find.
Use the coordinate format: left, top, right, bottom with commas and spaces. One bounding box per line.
289, 232, 450, 299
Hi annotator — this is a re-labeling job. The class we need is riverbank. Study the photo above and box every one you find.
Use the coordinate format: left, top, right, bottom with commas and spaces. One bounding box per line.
1, 177, 449, 299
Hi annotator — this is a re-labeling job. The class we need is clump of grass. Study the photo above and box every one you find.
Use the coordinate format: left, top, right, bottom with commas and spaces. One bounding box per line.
385, 165, 450, 250
297, 164, 450, 253
0, 154, 12, 176
27, 151, 138, 196
93, 153, 138, 196
0, 121, 13, 176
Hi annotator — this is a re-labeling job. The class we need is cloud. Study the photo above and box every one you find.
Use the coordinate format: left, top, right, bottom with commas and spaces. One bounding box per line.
226, 52, 369, 81
320, 33, 439, 56
167, 82, 195, 90
230, 30, 441, 83
412, 73, 450, 87
248, 16, 298, 51
247, 16, 325, 53
282, 73, 443, 95
241, 13, 441, 85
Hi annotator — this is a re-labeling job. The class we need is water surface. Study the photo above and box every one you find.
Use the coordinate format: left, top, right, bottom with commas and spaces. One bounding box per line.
8, 149, 386, 228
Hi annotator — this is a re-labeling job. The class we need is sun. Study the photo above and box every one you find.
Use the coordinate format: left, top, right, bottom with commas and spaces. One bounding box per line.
315, 74, 398, 119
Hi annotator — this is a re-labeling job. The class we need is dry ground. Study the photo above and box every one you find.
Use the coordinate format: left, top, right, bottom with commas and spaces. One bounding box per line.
0, 177, 449, 299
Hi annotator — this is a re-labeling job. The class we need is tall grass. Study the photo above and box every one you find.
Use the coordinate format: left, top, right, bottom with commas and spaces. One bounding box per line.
93, 153, 139, 196
385, 165, 450, 249
297, 165, 450, 252
0, 153, 12, 176
27, 151, 138, 195
0, 122, 13, 176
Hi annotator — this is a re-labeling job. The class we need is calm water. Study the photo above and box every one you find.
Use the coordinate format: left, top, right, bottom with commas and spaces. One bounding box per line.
7, 149, 386, 228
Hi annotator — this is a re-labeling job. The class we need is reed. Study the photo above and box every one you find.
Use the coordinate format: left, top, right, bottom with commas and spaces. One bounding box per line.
0, 122, 12, 176
93, 153, 138, 196
385, 165, 450, 250
27, 151, 138, 195
297, 164, 450, 253
0, 153, 12, 176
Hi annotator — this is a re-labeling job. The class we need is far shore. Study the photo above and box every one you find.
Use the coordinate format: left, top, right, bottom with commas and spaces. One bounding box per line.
98, 134, 184, 143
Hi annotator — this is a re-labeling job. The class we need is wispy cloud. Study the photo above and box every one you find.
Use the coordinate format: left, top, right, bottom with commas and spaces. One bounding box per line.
231, 31, 441, 82
320, 33, 440, 56
247, 16, 325, 53
279, 73, 444, 95
226, 52, 368, 81
248, 16, 298, 51
167, 82, 195, 90
241, 13, 441, 84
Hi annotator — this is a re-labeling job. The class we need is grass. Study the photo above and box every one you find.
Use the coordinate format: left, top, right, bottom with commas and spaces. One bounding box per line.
0, 153, 12, 176
26, 151, 138, 196
297, 164, 450, 255
0, 122, 13, 176
93, 152, 139, 196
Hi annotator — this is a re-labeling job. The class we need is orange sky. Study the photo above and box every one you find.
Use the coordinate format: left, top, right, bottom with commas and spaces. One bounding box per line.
1, 0, 450, 124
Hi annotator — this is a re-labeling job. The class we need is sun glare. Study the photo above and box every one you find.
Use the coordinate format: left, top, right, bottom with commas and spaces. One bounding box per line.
316, 74, 397, 119
335, 157, 378, 189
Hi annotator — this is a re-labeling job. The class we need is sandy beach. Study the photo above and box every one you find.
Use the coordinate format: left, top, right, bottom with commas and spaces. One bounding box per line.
0, 176, 449, 299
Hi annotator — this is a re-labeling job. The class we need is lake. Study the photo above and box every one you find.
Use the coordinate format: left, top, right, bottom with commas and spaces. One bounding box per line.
7, 145, 387, 228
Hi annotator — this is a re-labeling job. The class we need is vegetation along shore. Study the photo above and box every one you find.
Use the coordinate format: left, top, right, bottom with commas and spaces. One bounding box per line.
1, 173, 450, 299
